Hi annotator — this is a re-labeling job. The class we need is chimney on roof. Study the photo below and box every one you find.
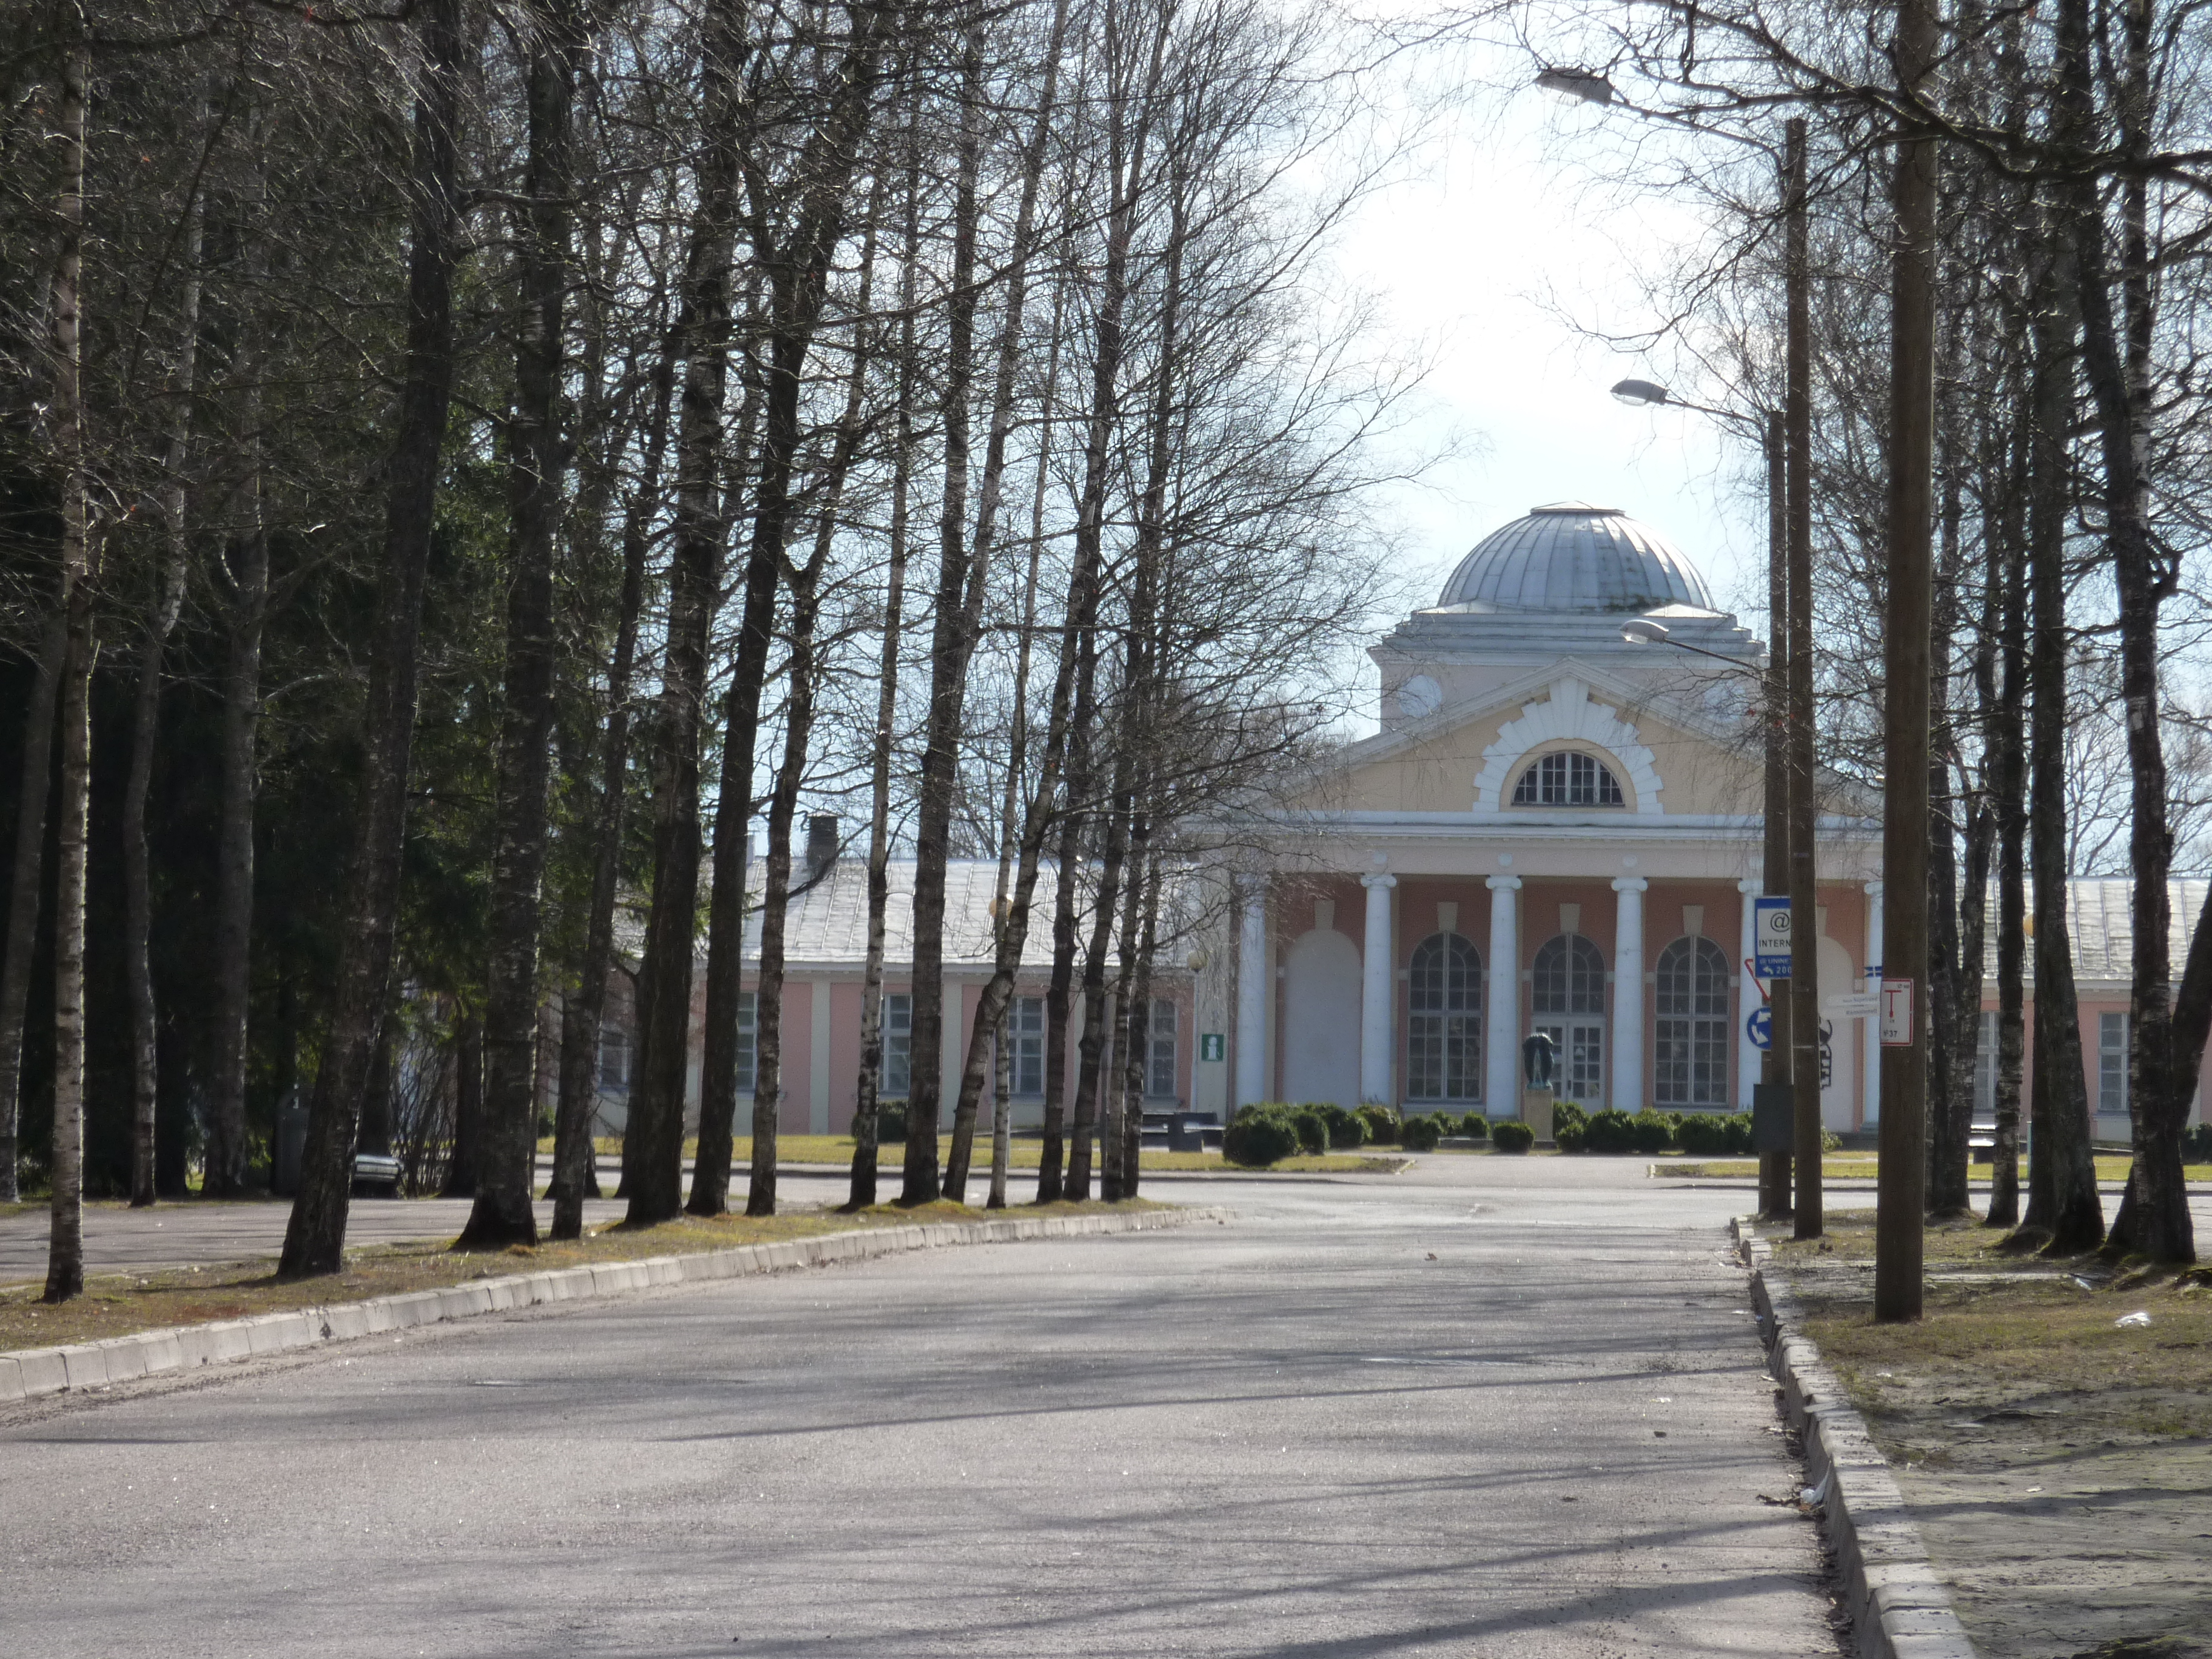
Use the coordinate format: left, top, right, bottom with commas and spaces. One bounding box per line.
805, 814, 839, 883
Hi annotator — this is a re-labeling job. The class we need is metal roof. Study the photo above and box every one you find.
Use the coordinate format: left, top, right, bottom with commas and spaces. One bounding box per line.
1437, 503, 1715, 615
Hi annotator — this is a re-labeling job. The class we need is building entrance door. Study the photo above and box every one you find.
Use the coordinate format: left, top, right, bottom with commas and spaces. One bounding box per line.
1531, 933, 1607, 1109
1535, 1021, 1605, 1108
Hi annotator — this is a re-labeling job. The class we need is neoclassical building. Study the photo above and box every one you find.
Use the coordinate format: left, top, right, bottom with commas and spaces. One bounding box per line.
592, 500, 2204, 1147
1227, 501, 1889, 1129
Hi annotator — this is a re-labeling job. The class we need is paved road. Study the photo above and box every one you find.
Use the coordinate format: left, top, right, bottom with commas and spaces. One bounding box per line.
1, 1159, 1837, 1658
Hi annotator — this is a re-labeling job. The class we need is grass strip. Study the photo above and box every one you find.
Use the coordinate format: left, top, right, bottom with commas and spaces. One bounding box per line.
534, 1134, 1405, 1175
1657, 1153, 2182, 1181
0, 1198, 1156, 1356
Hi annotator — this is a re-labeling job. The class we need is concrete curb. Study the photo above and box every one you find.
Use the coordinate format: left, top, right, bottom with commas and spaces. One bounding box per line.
1731, 1217, 1977, 1659
0, 1206, 1228, 1407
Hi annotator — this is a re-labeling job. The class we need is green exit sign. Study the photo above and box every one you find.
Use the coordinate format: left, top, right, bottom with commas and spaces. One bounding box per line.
1200, 1033, 1225, 1062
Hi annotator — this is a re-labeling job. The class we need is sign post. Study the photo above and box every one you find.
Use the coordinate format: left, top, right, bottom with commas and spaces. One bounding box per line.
1754, 897, 1792, 979
1879, 980, 1914, 1048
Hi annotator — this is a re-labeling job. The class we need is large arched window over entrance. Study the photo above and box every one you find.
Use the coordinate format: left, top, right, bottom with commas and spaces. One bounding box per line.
1512, 750, 1625, 807
1531, 933, 1605, 1105
1407, 933, 1481, 1102
1655, 936, 1731, 1107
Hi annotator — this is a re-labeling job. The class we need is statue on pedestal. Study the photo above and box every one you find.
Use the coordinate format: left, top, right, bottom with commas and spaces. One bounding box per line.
1520, 1030, 1558, 1092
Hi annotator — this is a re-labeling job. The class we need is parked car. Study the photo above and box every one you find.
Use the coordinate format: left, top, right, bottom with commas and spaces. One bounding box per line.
350, 1153, 402, 1199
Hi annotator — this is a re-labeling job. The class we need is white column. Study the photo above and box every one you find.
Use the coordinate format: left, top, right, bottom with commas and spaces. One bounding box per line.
1486, 875, 1521, 1114
1863, 880, 1885, 1127
1611, 876, 1648, 1113
1235, 883, 1269, 1108
1737, 878, 1762, 1110
1359, 872, 1396, 1105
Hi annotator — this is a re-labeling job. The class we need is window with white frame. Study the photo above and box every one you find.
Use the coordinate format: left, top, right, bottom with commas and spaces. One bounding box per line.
885, 993, 913, 1096
1512, 749, 1625, 808
736, 992, 757, 1093
1148, 997, 1178, 1098
597, 1023, 631, 1091
1654, 936, 1730, 1107
1406, 931, 1482, 1102
2099, 1011, 2129, 1118
1011, 996, 1045, 1096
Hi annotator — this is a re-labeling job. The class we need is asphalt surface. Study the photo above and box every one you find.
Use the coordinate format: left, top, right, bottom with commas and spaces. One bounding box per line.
1, 1158, 1838, 1658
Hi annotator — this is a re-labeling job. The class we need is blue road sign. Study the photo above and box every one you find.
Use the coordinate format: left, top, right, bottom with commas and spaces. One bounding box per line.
1754, 896, 1792, 978
1747, 1007, 1774, 1050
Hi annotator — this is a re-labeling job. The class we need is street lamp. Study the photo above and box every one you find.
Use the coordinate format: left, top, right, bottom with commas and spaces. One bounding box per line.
1610, 372, 1806, 1225
1535, 67, 1615, 105
1619, 617, 1749, 668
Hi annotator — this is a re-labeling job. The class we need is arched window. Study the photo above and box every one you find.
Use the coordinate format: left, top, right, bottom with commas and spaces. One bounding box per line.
1655, 936, 1732, 1107
1512, 749, 1625, 808
1532, 934, 1606, 1015
1531, 933, 1606, 1105
1407, 933, 1481, 1101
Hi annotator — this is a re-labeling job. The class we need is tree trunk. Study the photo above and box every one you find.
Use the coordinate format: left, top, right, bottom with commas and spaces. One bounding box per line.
942, 0, 1073, 1202
1925, 497, 1972, 1219
128, 162, 203, 1208
2017, 199, 2103, 1254
464, 0, 589, 1251
902, 22, 988, 1207
851, 99, 922, 1212
1068, 788, 1132, 1201
2069, 0, 2190, 1261
623, 3, 749, 1228
206, 134, 275, 1198
0, 614, 65, 1205
280, 0, 469, 1278
743, 574, 824, 1219
676, 0, 890, 1220
1983, 421, 2028, 1229
550, 327, 672, 1238
42, 22, 90, 1305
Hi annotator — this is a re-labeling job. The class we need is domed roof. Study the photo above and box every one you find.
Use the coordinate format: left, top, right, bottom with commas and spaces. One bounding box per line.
1438, 503, 1714, 614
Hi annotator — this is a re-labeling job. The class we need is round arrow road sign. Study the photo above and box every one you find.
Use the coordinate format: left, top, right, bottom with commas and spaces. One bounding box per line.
1747, 1007, 1773, 1050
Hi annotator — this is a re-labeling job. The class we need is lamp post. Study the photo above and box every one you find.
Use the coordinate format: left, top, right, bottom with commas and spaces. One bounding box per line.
1612, 387, 1798, 1222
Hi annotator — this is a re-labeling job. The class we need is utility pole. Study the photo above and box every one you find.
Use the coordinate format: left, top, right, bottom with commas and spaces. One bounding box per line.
1760, 406, 1792, 1220
1785, 118, 1822, 1239
1875, 0, 1941, 1321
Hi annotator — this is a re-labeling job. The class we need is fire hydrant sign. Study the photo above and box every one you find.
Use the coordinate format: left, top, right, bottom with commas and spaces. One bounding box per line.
1753, 897, 1792, 977
1880, 978, 1915, 1047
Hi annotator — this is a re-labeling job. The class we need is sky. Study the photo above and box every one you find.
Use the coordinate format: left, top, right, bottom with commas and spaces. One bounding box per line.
1324, 39, 1771, 721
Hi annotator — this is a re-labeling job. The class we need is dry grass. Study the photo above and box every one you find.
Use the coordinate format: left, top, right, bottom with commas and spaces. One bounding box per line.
535, 1133, 1401, 1174
0, 1198, 1155, 1356
1767, 1209, 2212, 1453
1661, 1154, 2177, 1182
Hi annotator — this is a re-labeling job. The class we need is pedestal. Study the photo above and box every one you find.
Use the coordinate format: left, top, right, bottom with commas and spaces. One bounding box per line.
1520, 1088, 1555, 1143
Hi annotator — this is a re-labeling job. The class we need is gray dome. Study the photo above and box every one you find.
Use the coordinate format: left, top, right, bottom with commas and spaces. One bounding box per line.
1438, 503, 1714, 614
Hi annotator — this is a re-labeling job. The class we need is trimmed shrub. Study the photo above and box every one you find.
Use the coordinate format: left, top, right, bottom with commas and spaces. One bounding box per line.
1224, 1107, 1300, 1168
1726, 1113, 1755, 1154
1629, 1110, 1676, 1154
1292, 1108, 1329, 1156
876, 1102, 908, 1143
1822, 1129, 1844, 1153
1492, 1119, 1535, 1153
1555, 1118, 1586, 1152
1401, 1113, 1442, 1151
1357, 1104, 1401, 1145
1322, 1105, 1368, 1148
2186, 1122, 2212, 1162
1458, 1112, 1489, 1141
1581, 1108, 1638, 1154
1674, 1113, 1734, 1155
